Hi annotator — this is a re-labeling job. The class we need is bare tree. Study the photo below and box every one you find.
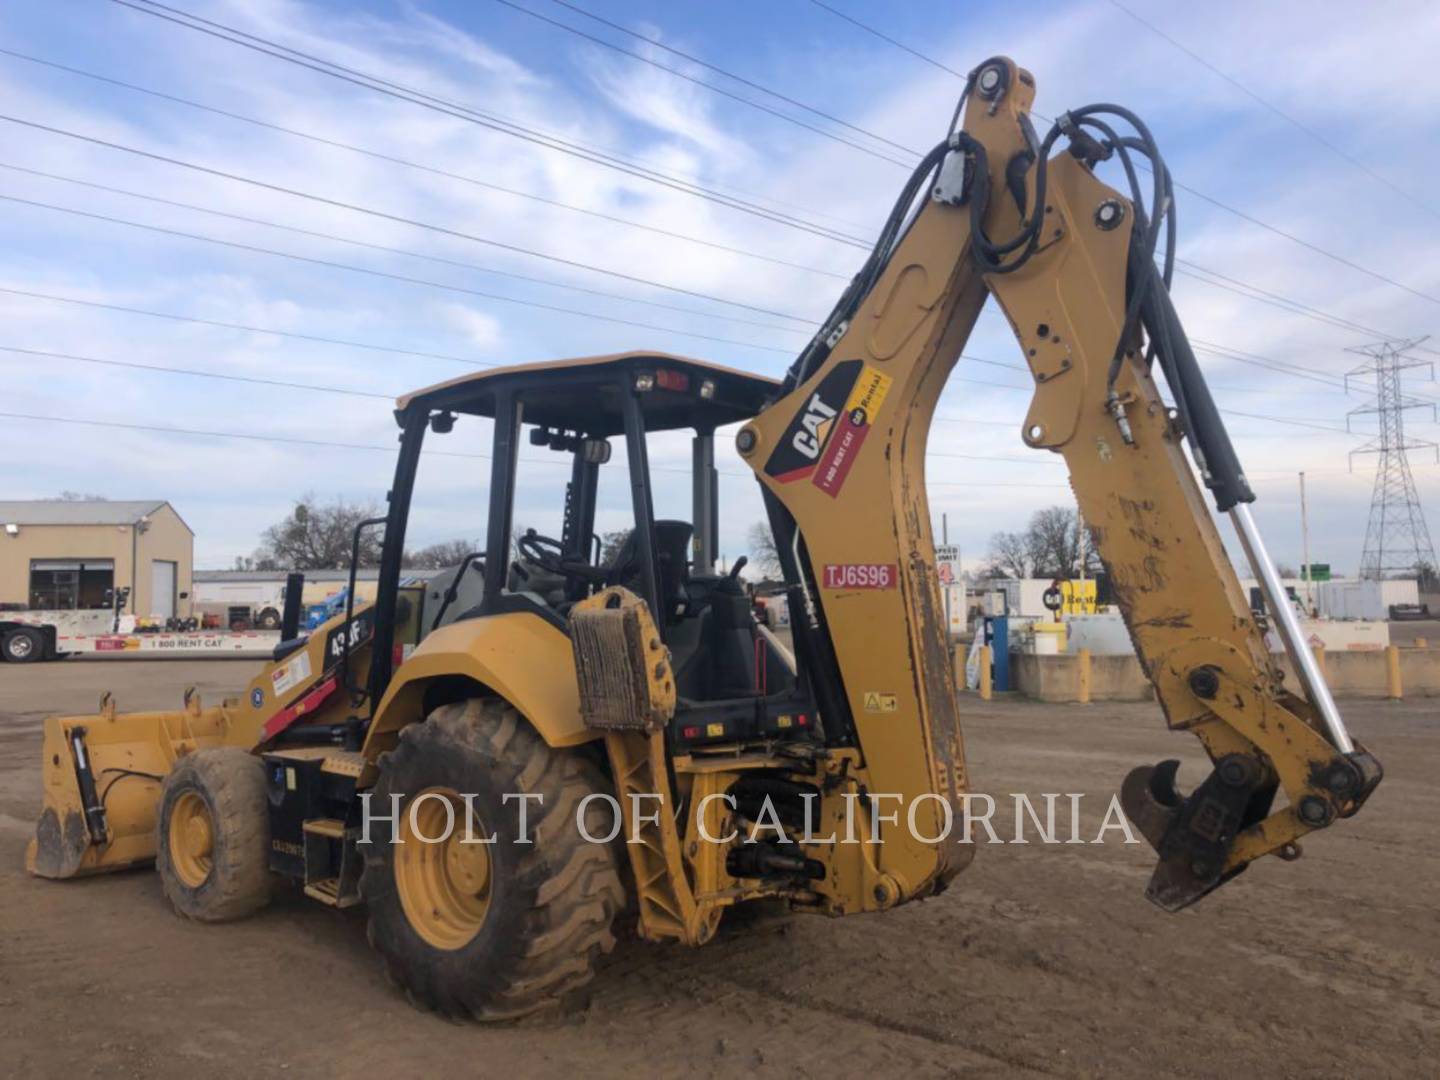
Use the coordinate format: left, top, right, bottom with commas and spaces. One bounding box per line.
233, 553, 280, 572
256, 493, 385, 569
983, 506, 1101, 579
406, 539, 483, 570
747, 521, 781, 578
984, 528, 1035, 579
57, 490, 107, 501
599, 529, 632, 564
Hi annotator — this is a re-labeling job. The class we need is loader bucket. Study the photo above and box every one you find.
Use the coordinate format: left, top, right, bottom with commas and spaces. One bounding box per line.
26, 691, 231, 879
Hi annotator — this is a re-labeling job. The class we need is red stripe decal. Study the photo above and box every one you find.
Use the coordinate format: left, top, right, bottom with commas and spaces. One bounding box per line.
261, 675, 339, 741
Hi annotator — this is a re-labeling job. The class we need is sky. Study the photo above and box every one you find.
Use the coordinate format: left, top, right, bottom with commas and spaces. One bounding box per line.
3, 0, 1440, 574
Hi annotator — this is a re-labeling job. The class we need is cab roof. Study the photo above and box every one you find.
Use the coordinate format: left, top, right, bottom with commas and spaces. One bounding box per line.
397, 351, 782, 435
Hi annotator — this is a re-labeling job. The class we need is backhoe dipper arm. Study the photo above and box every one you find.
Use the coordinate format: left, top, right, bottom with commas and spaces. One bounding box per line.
738, 57, 1381, 911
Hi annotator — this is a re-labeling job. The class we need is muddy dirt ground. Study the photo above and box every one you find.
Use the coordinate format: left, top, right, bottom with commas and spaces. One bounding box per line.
1, 659, 1435, 1078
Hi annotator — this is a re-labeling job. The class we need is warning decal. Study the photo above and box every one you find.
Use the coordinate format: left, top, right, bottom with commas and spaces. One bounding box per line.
812, 364, 892, 496
270, 649, 313, 697
863, 691, 899, 713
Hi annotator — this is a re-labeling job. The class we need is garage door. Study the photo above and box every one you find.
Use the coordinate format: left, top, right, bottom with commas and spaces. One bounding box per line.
151, 560, 177, 619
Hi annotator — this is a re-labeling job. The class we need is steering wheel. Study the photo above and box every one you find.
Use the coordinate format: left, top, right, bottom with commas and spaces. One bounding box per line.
517, 529, 606, 585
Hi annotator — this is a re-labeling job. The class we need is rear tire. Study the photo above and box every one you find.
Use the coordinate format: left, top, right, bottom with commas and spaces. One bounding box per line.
360, 699, 624, 1020
256, 607, 281, 630
156, 748, 272, 922
2, 627, 44, 663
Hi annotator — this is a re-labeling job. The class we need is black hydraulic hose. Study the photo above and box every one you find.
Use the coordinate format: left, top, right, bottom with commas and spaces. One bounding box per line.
787, 138, 951, 389
1144, 275, 1254, 511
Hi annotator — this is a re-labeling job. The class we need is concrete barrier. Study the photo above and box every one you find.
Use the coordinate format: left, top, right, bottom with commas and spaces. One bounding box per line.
1010, 652, 1154, 703
1010, 645, 1440, 702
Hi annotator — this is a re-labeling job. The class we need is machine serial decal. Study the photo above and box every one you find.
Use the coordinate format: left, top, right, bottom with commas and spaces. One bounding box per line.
813, 364, 893, 496
763, 360, 862, 482
823, 563, 897, 589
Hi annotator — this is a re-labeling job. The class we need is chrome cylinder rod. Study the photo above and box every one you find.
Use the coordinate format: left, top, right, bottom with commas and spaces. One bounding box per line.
1230, 503, 1354, 754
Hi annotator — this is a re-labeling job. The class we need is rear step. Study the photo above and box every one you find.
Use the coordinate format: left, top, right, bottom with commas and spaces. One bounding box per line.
304, 876, 360, 908
302, 817, 346, 838
300, 817, 361, 907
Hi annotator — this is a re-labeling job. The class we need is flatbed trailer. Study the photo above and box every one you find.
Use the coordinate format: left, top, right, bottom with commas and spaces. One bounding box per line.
1, 611, 279, 662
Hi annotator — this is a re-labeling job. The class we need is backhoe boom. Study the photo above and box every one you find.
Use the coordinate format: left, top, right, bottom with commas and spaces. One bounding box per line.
739, 56, 1380, 910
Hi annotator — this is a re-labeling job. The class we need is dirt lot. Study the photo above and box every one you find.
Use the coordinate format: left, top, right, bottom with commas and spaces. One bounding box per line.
1, 659, 1435, 1078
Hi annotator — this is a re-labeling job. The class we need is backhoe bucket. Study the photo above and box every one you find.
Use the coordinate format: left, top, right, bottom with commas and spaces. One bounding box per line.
26, 691, 230, 879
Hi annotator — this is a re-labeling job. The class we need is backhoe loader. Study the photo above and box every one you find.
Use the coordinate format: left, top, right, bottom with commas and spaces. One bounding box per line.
27, 56, 1381, 1019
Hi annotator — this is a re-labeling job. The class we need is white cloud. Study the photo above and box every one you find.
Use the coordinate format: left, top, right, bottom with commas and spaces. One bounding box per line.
438, 302, 504, 350
0, 0, 1436, 574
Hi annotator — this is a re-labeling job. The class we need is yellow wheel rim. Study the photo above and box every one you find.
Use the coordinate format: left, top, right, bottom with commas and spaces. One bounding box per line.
169, 791, 214, 888
394, 787, 492, 951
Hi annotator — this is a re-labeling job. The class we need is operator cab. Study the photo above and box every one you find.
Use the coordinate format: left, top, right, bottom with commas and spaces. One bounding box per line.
387, 352, 806, 747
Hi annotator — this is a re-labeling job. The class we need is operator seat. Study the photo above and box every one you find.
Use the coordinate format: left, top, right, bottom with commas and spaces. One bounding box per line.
606, 521, 694, 623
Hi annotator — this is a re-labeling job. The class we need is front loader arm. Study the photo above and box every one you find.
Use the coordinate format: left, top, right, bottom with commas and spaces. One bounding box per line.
739, 57, 1380, 910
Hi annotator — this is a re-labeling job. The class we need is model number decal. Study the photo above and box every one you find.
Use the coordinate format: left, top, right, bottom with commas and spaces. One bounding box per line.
321, 610, 374, 671
823, 563, 897, 589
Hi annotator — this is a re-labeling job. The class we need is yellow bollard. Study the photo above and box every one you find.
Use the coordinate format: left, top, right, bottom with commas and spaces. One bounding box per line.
1078, 648, 1092, 705
979, 645, 993, 701
1386, 644, 1403, 700
1311, 642, 1327, 680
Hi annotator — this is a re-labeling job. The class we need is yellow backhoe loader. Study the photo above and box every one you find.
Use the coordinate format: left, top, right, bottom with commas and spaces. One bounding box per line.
27, 56, 1381, 1019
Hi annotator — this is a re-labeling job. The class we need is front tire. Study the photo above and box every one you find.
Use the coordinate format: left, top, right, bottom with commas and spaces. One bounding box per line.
156, 747, 272, 922
360, 699, 624, 1020
256, 607, 281, 630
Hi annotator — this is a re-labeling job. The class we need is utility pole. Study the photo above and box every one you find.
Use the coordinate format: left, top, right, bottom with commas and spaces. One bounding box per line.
1299, 471, 1311, 608
1346, 337, 1439, 580
942, 513, 951, 636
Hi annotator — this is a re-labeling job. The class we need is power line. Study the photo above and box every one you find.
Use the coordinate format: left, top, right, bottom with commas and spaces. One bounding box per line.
111, 0, 1440, 340
0, 113, 822, 326
0, 409, 461, 458
490, 0, 914, 167
0, 409, 1070, 487
0, 283, 1043, 401
0, 343, 396, 399
0, 286, 497, 369
805, 0, 1440, 311
0, 194, 803, 356
804, 0, 967, 79
29, 38, 1408, 353
107, 0, 872, 247
0, 47, 850, 280
544, 0, 920, 158
13, 108, 1423, 378
1106, 0, 1440, 220
0, 160, 809, 337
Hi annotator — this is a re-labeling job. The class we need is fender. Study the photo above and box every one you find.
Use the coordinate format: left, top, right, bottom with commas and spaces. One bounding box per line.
363, 611, 594, 757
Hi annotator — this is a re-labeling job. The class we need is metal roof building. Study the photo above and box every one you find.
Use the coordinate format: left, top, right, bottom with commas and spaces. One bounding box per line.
0, 500, 194, 619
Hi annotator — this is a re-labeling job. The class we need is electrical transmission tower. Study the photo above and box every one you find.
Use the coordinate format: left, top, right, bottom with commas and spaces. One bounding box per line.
1346, 336, 1438, 579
